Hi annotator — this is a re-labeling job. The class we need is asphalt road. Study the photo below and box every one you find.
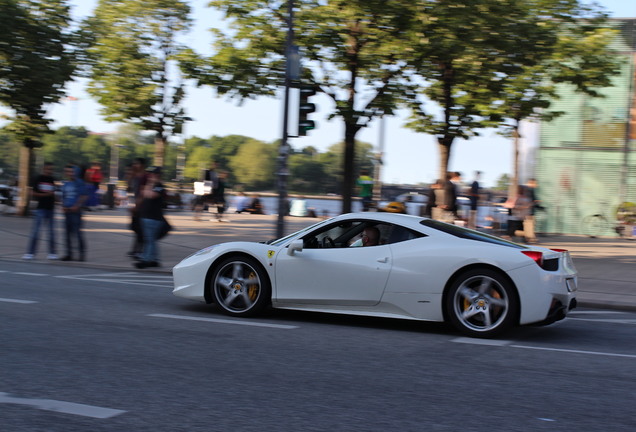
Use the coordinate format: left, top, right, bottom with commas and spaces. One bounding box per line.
2, 261, 635, 432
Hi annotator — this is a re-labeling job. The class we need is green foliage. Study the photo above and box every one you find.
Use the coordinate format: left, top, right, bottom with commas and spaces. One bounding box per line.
0, 0, 76, 141
0, 129, 20, 178
402, 0, 620, 179
83, 0, 192, 166
229, 139, 277, 190
183, 0, 415, 211
494, 173, 510, 192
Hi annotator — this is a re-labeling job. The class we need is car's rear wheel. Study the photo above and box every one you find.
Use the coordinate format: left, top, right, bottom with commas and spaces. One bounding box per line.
211, 256, 270, 317
446, 268, 518, 338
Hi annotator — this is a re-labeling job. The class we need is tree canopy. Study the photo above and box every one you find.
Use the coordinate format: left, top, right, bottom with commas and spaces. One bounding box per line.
181, 0, 415, 212
0, 0, 76, 214
83, 0, 192, 168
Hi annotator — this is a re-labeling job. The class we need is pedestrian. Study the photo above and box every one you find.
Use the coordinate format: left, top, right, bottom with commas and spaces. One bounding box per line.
194, 161, 218, 220
211, 170, 228, 222
468, 171, 481, 229
23, 162, 58, 260
234, 191, 249, 213
61, 164, 88, 261
356, 168, 374, 211
439, 172, 458, 222
425, 179, 443, 219
135, 166, 166, 269
84, 161, 103, 211
127, 157, 147, 259
504, 185, 532, 241
524, 178, 541, 243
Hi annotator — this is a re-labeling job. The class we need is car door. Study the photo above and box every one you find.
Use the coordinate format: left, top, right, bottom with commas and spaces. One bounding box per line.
274, 243, 392, 306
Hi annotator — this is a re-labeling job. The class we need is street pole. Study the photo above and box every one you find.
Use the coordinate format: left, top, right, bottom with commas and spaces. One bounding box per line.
372, 115, 385, 204
276, 0, 294, 239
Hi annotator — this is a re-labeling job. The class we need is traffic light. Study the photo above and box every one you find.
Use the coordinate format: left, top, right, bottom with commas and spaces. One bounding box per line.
298, 85, 317, 136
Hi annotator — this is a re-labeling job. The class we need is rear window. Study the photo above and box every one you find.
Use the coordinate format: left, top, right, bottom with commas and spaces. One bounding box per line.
419, 219, 526, 249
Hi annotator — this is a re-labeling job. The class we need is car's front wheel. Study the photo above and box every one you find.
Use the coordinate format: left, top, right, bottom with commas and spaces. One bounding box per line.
211, 256, 271, 317
446, 268, 518, 338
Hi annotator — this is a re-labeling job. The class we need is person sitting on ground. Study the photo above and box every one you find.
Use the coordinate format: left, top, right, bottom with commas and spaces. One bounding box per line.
245, 194, 264, 214
350, 226, 380, 247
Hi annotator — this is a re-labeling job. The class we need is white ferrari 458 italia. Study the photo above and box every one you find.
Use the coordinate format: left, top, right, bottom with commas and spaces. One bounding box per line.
172, 213, 578, 338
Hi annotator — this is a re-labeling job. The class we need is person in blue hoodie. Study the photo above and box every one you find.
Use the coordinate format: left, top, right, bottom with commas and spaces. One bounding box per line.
61, 165, 88, 261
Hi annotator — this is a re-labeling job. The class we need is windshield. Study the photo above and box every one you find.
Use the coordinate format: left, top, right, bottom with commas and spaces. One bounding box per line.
419, 219, 526, 249
267, 218, 333, 246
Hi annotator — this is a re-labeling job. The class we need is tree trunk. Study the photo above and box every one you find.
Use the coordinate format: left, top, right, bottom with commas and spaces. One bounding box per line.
17, 145, 32, 217
341, 124, 357, 214
437, 138, 451, 181
154, 133, 166, 169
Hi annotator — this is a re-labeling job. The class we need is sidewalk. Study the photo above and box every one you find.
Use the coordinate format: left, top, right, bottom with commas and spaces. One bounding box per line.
1, 208, 634, 311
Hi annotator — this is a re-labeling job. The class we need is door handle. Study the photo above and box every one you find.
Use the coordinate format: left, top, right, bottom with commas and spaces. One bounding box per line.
376, 257, 389, 263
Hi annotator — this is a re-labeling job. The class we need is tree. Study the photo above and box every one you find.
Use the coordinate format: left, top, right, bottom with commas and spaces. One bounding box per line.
0, 0, 76, 215
402, 0, 554, 181
495, 11, 620, 198
180, 0, 415, 212
83, 0, 192, 169
0, 129, 21, 179
401, 0, 619, 188
229, 139, 277, 190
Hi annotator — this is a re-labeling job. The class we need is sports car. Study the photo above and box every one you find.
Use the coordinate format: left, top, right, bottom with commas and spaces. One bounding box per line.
172, 213, 577, 338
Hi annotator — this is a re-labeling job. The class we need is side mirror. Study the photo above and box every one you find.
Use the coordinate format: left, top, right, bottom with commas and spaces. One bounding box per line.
287, 239, 304, 256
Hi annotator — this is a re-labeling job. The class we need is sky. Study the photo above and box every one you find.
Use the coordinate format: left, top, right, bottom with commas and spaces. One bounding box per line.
44, 0, 636, 188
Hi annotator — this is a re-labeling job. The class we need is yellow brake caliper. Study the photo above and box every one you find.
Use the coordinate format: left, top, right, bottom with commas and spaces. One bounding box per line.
247, 271, 259, 301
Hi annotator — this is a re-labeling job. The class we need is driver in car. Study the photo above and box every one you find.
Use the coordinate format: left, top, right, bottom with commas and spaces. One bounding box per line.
350, 226, 380, 247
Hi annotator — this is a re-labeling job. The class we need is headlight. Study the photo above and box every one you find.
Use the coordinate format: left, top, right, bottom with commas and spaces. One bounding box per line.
184, 245, 218, 260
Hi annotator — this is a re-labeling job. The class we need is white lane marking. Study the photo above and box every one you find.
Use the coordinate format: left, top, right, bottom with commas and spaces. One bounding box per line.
59, 272, 171, 280
452, 338, 636, 359
56, 273, 172, 287
13, 272, 48, 276
0, 392, 125, 419
568, 318, 636, 325
451, 337, 512, 346
569, 311, 627, 315
511, 345, 636, 359
148, 313, 299, 329
0, 297, 37, 304
537, 418, 556, 422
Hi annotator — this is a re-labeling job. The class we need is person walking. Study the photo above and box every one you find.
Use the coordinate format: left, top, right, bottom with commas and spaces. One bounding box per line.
524, 178, 541, 243
61, 164, 88, 261
135, 166, 166, 269
127, 157, 148, 259
468, 171, 481, 229
439, 172, 458, 222
356, 168, 374, 211
84, 161, 103, 211
504, 185, 532, 241
211, 170, 228, 222
23, 162, 58, 260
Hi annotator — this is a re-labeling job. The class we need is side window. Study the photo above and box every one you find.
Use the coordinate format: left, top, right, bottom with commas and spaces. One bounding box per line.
303, 221, 365, 249
384, 225, 425, 244
302, 220, 425, 249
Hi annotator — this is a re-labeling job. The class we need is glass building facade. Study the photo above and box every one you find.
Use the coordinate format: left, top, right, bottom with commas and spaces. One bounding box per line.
536, 19, 636, 236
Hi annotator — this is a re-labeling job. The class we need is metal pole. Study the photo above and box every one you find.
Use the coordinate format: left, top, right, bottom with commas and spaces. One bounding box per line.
372, 115, 385, 203
276, 0, 294, 239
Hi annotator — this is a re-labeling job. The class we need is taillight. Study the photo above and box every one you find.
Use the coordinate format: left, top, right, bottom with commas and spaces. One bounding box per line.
521, 250, 544, 267
550, 248, 568, 253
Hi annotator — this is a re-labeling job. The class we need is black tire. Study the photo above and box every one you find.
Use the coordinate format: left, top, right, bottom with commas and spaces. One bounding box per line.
446, 268, 518, 338
210, 256, 271, 317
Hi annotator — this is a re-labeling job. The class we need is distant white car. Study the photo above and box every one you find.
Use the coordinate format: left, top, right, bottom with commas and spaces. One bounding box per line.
172, 213, 578, 338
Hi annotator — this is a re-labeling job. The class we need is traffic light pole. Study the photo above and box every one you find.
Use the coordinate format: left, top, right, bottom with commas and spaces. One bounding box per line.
276, 0, 294, 239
